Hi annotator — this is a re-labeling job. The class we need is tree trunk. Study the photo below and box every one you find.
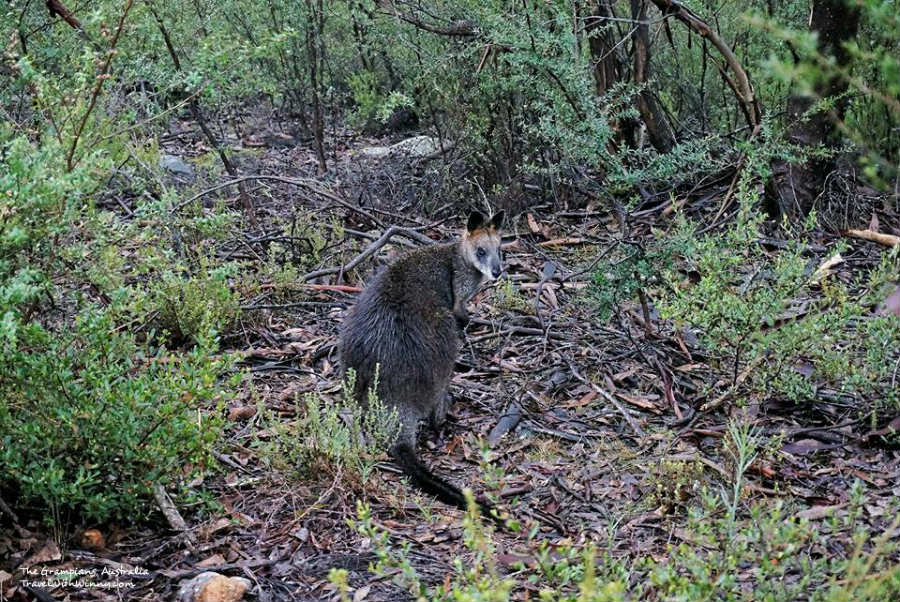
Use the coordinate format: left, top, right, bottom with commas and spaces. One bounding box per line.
306, 0, 327, 174
772, 0, 861, 217
586, 1, 641, 148
586, 1, 623, 98
631, 0, 676, 153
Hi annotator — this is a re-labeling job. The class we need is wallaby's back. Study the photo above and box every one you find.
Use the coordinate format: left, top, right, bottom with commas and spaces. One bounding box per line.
339, 211, 505, 519
340, 242, 460, 433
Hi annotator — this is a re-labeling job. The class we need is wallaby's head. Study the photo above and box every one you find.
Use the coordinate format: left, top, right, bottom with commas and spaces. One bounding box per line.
461, 211, 505, 280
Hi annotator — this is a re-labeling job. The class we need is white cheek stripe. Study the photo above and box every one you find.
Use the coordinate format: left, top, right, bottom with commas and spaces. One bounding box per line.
478, 264, 495, 279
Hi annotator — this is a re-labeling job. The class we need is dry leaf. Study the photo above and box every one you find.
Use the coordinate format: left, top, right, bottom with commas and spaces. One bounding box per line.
196, 553, 227, 568
615, 392, 662, 414
23, 540, 61, 566
228, 405, 257, 421
353, 585, 371, 602
868, 212, 880, 231
794, 504, 845, 520
80, 528, 105, 550
541, 285, 559, 309
810, 252, 843, 283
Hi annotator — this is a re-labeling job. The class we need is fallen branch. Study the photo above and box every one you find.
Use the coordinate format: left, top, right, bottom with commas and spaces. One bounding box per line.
537, 237, 589, 247
302, 224, 437, 282
844, 228, 900, 247
259, 282, 362, 293
568, 361, 645, 440
170, 174, 389, 231
467, 325, 567, 344
152, 483, 197, 554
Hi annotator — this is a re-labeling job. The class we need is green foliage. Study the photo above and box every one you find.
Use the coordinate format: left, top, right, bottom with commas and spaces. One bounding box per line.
151, 262, 241, 346
656, 180, 900, 411
491, 276, 533, 316
0, 129, 232, 522
749, 0, 900, 187
256, 369, 399, 482
347, 70, 414, 128
0, 310, 230, 522
356, 495, 515, 602
647, 458, 705, 512
590, 238, 679, 323
354, 480, 900, 601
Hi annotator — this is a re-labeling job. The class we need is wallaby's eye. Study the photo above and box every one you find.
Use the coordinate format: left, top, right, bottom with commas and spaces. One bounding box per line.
476, 247, 486, 259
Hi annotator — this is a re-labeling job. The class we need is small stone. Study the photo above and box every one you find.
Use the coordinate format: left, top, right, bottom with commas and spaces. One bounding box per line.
160, 154, 195, 178
80, 529, 105, 550
177, 572, 251, 602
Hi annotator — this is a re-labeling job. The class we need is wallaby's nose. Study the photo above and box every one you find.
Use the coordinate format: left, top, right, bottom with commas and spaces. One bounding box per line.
492, 266, 502, 279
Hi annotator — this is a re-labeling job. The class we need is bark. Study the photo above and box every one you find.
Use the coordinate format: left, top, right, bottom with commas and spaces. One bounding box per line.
586, 2, 642, 148
306, 0, 327, 174
586, 1, 623, 98
45, 0, 97, 48
773, 0, 861, 217
631, 0, 676, 153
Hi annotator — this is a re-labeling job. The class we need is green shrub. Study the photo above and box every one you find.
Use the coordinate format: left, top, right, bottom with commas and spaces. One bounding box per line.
750, 0, 900, 187
656, 184, 900, 413
0, 128, 232, 522
589, 239, 678, 324
255, 369, 399, 483
0, 310, 230, 522
347, 70, 414, 128
589, 142, 900, 415
151, 263, 242, 346
350, 481, 900, 601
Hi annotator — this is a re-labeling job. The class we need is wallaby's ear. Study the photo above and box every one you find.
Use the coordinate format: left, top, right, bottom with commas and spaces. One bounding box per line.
467, 211, 485, 232
490, 211, 505, 230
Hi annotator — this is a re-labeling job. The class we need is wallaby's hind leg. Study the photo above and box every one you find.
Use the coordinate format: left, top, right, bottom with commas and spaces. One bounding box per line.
390, 408, 423, 460
429, 390, 453, 435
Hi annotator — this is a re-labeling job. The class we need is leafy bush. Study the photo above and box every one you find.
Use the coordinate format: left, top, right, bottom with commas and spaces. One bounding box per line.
0, 310, 230, 522
590, 138, 900, 416
750, 0, 900, 187
151, 263, 241, 346
347, 480, 900, 601
656, 181, 900, 412
0, 128, 232, 522
255, 369, 399, 483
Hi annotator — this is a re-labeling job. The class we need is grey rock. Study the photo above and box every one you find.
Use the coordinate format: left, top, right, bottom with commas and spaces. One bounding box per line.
160, 154, 195, 178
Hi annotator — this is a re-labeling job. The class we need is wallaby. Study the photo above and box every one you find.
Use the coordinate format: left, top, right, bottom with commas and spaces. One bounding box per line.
339, 211, 505, 520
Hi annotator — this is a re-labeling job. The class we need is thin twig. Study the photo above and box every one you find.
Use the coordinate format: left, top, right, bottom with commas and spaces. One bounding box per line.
302, 224, 436, 282
65, 0, 135, 171
170, 174, 386, 229
567, 361, 645, 440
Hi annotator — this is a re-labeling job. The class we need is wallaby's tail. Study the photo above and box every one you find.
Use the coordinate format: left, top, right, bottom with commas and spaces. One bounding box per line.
391, 442, 504, 527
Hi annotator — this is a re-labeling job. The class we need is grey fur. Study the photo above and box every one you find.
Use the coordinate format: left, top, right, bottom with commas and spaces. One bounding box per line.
339, 212, 504, 513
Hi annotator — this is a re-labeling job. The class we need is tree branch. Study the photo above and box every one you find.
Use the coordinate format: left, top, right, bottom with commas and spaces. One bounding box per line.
65, 0, 134, 171
381, 1, 478, 37
646, 0, 760, 130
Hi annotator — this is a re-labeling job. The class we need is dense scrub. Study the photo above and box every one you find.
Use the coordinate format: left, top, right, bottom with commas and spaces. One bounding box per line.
1, 0, 898, 600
